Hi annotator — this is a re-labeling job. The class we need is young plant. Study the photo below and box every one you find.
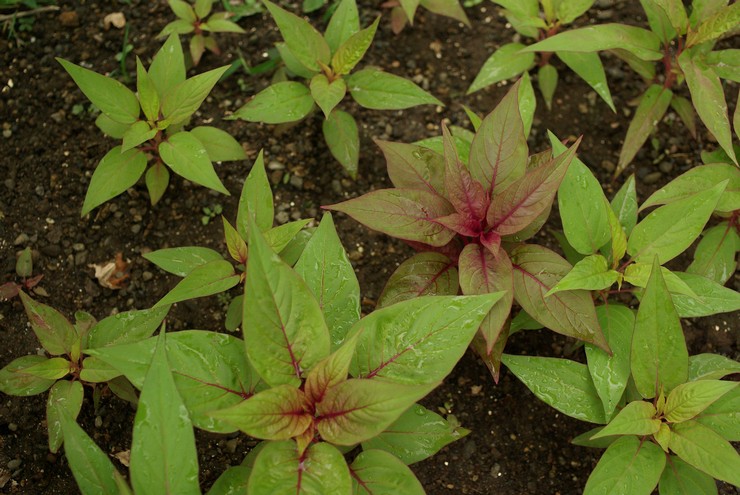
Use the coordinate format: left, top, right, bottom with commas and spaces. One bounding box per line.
0, 293, 169, 454
142, 151, 313, 331
468, 0, 616, 113
78, 213, 499, 494
525, 0, 740, 176
326, 82, 611, 380
58, 33, 246, 216
231, 0, 443, 178
382, 0, 470, 35
0, 246, 43, 300
502, 259, 740, 493
158, 0, 245, 66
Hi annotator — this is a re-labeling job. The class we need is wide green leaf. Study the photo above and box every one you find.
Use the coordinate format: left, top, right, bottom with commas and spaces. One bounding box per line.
679, 52, 737, 164
537, 64, 558, 110
592, 401, 660, 438
687, 223, 739, 284
78, 356, 121, 383
377, 252, 458, 309
324, 0, 360, 53
510, 244, 609, 351
686, 2, 740, 46
546, 254, 618, 295
627, 181, 726, 264
21, 356, 70, 380
155, 259, 240, 307
616, 84, 673, 176
81, 146, 147, 216
244, 222, 330, 387
376, 140, 445, 195
623, 263, 697, 298
630, 257, 688, 399
665, 380, 737, 423
19, 291, 77, 356
121, 120, 157, 153
264, 220, 312, 253
350, 449, 425, 495
347, 67, 442, 110
558, 50, 615, 111
143, 246, 224, 277
161, 66, 228, 125
206, 466, 250, 495
704, 49, 740, 82
0, 356, 56, 396
695, 387, 740, 440
670, 271, 740, 318
145, 162, 170, 205
130, 331, 200, 495
467, 43, 534, 94
669, 421, 740, 485
361, 404, 469, 465
237, 150, 274, 237
611, 174, 638, 236
659, 456, 718, 495
159, 131, 230, 194
190, 126, 247, 162
350, 294, 498, 385
689, 353, 740, 381
87, 306, 169, 349
525, 24, 663, 60
248, 441, 351, 495
295, 213, 360, 350
310, 74, 346, 118
263, 0, 330, 72
322, 109, 359, 178
331, 17, 379, 75
233, 81, 314, 124
148, 33, 186, 98
583, 436, 665, 495
46, 380, 84, 453
502, 354, 606, 423
57, 58, 140, 124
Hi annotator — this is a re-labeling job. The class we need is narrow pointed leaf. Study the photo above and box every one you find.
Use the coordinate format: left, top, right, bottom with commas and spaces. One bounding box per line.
136, 58, 160, 122
331, 17, 379, 75
46, 380, 84, 453
347, 67, 442, 110
23, 357, 71, 379
591, 401, 660, 438
155, 259, 239, 307
664, 380, 737, 423
82, 146, 147, 216
441, 125, 487, 222
190, 126, 247, 162
671, 95, 698, 138
518, 72, 536, 136
350, 449, 425, 495
19, 291, 77, 356
121, 120, 157, 153
237, 150, 274, 237
377, 140, 446, 196
546, 254, 618, 295
689, 353, 740, 381
687, 223, 739, 284
145, 162, 169, 205
0, 356, 56, 396
233, 81, 314, 124
148, 33, 186, 98
143, 246, 224, 277
623, 263, 698, 298
686, 2, 740, 46
161, 66, 228, 125
263, 0, 330, 72
323, 109, 359, 178
670, 271, 740, 318
467, 43, 534, 94
159, 131, 230, 195
659, 456, 718, 495
525, 24, 663, 60
669, 421, 740, 485
583, 436, 665, 495
377, 252, 459, 308
611, 174, 638, 236
557, 51, 615, 111
325, 0, 360, 53
537, 64, 558, 110
265, 219, 312, 253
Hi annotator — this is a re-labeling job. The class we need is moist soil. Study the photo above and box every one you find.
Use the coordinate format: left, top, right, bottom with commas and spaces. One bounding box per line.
0, 0, 738, 493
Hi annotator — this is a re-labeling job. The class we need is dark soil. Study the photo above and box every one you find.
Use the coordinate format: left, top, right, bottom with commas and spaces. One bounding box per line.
0, 0, 737, 494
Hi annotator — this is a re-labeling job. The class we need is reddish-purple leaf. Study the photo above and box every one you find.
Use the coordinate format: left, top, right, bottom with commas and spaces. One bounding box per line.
0, 282, 20, 300
472, 324, 510, 383
441, 125, 488, 223
436, 212, 481, 237
468, 81, 528, 195
325, 189, 456, 247
376, 139, 446, 196
458, 244, 513, 353
377, 252, 459, 308
510, 244, 609, 351
19, 291, 77, 356
487, 137, 580, 236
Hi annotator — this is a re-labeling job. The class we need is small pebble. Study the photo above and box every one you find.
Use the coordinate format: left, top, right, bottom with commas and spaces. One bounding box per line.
659, 161, 673, 173
7, 459, 21, 470
13, 233, 29, 245
72, 243, 85, 252
642, 171, 662, 185
8, 423, 17, 432
267, 161, 284, 170
601, 160, 615, 173
142, 271, 153, 282
95, 416, 103, 428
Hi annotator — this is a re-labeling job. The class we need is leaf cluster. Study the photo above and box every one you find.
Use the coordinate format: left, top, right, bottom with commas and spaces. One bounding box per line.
0, 246, 43, 300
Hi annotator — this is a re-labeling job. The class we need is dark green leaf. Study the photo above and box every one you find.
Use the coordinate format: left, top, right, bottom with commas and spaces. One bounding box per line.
46, 380, 84, 453
19, 291, 77, 356
557, 51, 615, 111
322, 109, 359, 178
0, 356, 56, 396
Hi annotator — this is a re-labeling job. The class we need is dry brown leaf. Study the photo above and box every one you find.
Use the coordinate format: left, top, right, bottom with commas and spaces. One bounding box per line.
103, 12, 126, 30
89, 253, 129, 289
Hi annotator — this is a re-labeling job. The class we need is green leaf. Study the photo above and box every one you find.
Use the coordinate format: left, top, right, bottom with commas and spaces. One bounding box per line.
237, 150, 274, 237
518, 72, 536, 136
326, 188, 456, 247
210, 385, 311, 440
130, 331, 200, 495
378, 252, 458, 309
592, 401, 660, 438
467, 42, 533, 94
145, 162, 169, 205
58, 408, 124, 495
537, 64, 558, 110
654, 0, 689, 35
688, 223, 739, 284
325, 0, 360, 53
121, 120, 157, 152
207, 466, 250, 495
190, 126, 247, 162
640, 163, 740, 214
169, 0, 196, 21
46, 380, 84, 453
583, 436, 665, 495
158, 19, 196, 38
557, 50, 615, 111
704, 49, 740, 82
616, 84, 673, 176
155, 259, 240, 307
659, 456, 718, 495
202, 18, 245, 33
492, 0, 540, 37
247, 441, 352, 495
347, 67, 442, 110
502, 354, 606, 423
322, 109, 359, 178
351, 450, 425, 495
275, 42, 317, 79
160, 131, 230, 195
630, 257, 688, 399
81, 146, 147, 216
310, 74, 346, 118
148, 33, 186, 98
586, 305, 635, 419
628, 181, 726, 264
78, 356, 121, 382
664, 380, 737, 423
556, 0, 594, 23
669, 271, 740, 318
57, 58, 140, 124
623, 263, 698, 298
350, 295, 498, 385
161, 65, 228, 126
143, 246, 224, 277
244, 222, 330, 387
526, 24, 663, 60
136, 58, 160, 122
316, 379, 434, 445
546, 254, 617, 295
361, 404, 469, 465
689, 353, 740, 381
376, 141, 444, 196
571, 426, 620, 449
331, 17, 379, 75
232, 81, 314, 124
671, 95, 698, 138
669, 421, 740, 485
263, 0, 330, 72
686, 2, 740, 46
23, 357, 71, 380
640, 0, 678, 42
0, 356, 56, 396
264, 219, 312, 253
611, 174, 638, 236
510, 244, 609, 351
95, 113, 131, 139
194, 0, 213, 18
223, 216, 248, 263
695, 387, 739, 440
679, 52, 737, 165
295, 213, 360, 350
689, 0, 730, 27
19, 291, 77, 356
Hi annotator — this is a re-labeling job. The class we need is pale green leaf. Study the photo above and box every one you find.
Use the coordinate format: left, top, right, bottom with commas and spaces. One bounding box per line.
82, 146, 147, 216
467, 42, 534, 94
232, 81, 314, 124
347, 67, 443, 109
159, 131, 230, 194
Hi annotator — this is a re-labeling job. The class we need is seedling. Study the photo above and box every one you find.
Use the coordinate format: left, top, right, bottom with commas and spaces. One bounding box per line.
58, 33, 245, 216
0, 247, 43, 300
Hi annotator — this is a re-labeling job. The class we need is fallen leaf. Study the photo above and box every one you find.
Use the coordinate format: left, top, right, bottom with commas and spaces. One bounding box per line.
113, 449, 130, 467
89, 253, 129, 289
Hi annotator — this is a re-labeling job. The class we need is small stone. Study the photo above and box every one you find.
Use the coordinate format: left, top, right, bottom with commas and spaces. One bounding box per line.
642, 171, 662, 185
74, 251, 87, 266
4, 179, 15, 189
2, 129, 11, 138
72, 243, 85, 252
58, 10, 79, 27
8, 423, 17, 432
142, 271, 153, 282
35, 185, 45, 197
275, 211, 290, 224
131, 224, 141, 234
267, 161, 285, 170
226, 438, 239, 453
6, 459, 21, 470
13, 233, 29, 245
601, 160, 615, 173
659, 161, 674, 174
95, 416, 103, 428
578, 103, 589, 114
50, 110, 65, 123
289, 175, 303, 188
40, 244, 61, 257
